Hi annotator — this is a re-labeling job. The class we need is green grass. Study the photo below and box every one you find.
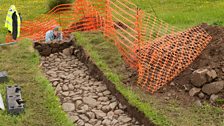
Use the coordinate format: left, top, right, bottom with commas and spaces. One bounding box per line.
74, 32, 224, 126
0, 0, 48, 42
131, 0, 224, 28
0, 40, 73, 126
74, 32, 171, 126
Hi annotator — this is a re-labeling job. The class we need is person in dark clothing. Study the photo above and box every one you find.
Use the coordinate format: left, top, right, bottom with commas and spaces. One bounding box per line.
19, 13, 22, 22
12, 12, 18, 40
5, 5, 21, 40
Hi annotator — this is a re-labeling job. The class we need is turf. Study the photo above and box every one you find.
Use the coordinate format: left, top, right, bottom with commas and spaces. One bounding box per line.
74, 32, 171, 126
0, 40, 73, 126
0, 0, 48, 43
75, 32, 224, 126
131, 0, 224, 28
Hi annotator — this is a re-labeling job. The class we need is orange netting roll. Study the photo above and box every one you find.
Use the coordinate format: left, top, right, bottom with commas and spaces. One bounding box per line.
137, 26, 212, 93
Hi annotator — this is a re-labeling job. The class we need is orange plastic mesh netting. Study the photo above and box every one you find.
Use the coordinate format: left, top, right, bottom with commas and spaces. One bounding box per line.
138, 26, 212, 93
5, 0, 212, 94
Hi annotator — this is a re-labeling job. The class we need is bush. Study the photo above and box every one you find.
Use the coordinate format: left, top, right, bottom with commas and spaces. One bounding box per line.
48, 0, 74, 10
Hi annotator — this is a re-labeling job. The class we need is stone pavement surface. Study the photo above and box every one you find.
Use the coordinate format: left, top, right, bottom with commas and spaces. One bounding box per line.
41, 52, 142, 126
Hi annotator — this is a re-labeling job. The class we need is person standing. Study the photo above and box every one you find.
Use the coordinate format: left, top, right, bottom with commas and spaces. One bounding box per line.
5, 5, 21, 40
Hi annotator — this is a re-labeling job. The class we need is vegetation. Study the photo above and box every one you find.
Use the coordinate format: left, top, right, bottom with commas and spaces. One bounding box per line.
75, 32, 224, 126
131, 0, 224, 28
74, 32, 171, 126
48, 0, 74, 10
0, 40, 73, 126
0, 0, 48, 43
0, 0, 223, 126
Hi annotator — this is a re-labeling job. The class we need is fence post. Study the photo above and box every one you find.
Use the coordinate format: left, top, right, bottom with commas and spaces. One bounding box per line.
104, 0, 114, 37
135, 7, 143, 69
135, 8, 143, 52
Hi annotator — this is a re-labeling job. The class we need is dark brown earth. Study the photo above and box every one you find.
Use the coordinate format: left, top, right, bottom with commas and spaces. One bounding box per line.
117, 24, 224, 107
154, 24, 224, 106
33, 38, 74, 56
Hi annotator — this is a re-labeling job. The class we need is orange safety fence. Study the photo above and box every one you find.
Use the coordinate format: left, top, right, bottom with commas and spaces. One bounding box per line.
5, 0, 212, 94
138, 26, 212, 93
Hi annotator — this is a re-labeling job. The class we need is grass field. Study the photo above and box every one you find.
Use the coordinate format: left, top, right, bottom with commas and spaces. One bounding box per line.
0, 40, 73, 126
0, 0, 48, 42
131, 0, 224, 28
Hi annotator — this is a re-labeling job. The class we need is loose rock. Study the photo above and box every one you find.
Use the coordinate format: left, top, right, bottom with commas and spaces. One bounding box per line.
79, 114, 89, 122
118, 116, 132, 123
210, 94, 219, 103
69, 116, 79, 123
62, 85, 69, 91
63, 48, 71, 56
202, 81, 224, 95
102, 119, 111, 126
194, 100, 202, 107
83, 97, 99, 108
191, 69, 208, 87
206, 69, 217, 82
41, 52, 140, 126
77, 119, 85, 126
92, 110, 106, 119
62, 103, 75, 112
109, 102, 118, 110
189, 87, 201, 97
198, 92, 205, 99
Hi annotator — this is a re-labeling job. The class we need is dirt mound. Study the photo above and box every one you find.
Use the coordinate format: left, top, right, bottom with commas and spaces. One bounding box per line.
170, 24, 224, 105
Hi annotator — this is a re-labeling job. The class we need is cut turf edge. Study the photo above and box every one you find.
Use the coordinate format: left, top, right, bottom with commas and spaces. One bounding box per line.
74, 32, 171, 126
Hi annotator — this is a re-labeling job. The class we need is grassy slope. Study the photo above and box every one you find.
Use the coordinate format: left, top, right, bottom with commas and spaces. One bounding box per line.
0, 1, 73, 126
74, 32, 171, 126
73, 1, 224, 126
131, 0, 224, 28
60, 0, 224, 125
0, 40, 73, 126
75, 32, 224, 126
0, 0, 47, 42
127, 0, 224, 125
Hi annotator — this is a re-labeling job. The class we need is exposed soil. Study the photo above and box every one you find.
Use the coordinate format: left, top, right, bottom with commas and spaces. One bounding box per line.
152, 24, 224, 106
113, 24, 224, 107
34, 39, 73, 56
173, 24, 224, 86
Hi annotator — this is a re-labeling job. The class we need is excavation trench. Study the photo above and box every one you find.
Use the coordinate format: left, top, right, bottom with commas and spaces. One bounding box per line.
34, 37, 153, 126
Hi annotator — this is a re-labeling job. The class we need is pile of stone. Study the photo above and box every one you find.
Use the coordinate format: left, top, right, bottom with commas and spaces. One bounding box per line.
189, 68, 224, 103
41, 49, 142, 126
